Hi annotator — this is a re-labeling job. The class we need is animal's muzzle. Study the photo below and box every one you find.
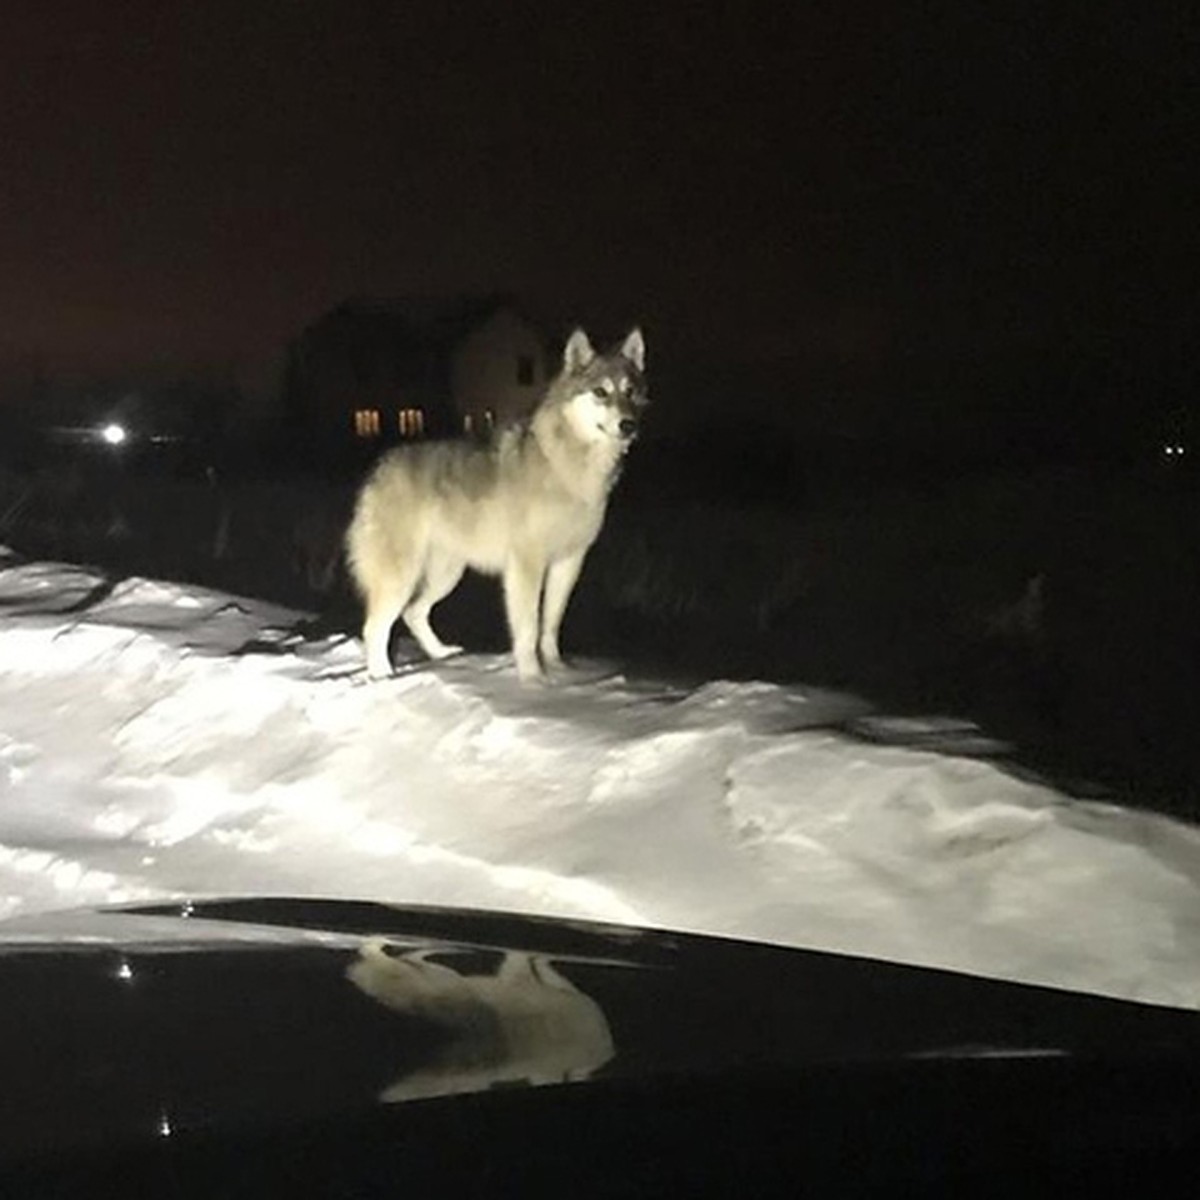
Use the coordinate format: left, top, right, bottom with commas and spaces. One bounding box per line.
618, 418, 638, 438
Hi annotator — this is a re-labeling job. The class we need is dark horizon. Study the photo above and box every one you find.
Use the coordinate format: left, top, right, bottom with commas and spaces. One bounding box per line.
1, 4, 1194, 419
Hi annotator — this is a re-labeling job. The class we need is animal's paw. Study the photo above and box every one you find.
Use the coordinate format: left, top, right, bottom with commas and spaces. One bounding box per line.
514, 658, 547, 685
539, 641, 574, 671
428, 643, 464, 661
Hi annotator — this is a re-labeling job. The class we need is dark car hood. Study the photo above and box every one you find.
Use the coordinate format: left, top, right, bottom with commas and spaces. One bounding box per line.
2, 896, 1198, 1160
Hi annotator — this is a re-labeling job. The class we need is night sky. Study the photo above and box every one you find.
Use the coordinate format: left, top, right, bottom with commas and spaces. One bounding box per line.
1, 3, 1194, 411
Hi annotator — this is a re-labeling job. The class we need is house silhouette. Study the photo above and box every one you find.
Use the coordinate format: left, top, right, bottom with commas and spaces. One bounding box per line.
284, 294, 548, 456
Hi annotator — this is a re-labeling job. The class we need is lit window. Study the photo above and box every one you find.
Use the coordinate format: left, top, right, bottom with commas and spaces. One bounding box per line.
354, 409, 381, 437
517, 355, 535, 386
398, 408, 425, 438
462, 410, 493, 437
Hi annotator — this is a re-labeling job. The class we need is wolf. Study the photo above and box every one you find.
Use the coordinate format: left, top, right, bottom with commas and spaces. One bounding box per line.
345, 327, 647, 681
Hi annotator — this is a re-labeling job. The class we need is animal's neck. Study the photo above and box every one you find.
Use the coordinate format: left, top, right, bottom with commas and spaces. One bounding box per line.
532, 407, 621, 504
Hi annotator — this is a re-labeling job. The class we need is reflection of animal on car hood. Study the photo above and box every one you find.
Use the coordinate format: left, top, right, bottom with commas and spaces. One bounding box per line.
346, 939, 616, 1102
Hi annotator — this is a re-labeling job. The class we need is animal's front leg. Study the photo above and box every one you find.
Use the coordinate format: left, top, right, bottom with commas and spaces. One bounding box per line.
503, 554, 546, 681
539, 550, 586, 671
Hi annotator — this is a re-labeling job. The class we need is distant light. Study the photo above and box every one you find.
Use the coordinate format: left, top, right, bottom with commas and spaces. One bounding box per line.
114, 957, 134, 982
158, 1111, 173, 1138
101, 422, 127, 446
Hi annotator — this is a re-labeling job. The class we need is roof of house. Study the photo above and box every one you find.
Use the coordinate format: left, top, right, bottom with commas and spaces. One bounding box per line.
306, 293, 526, 350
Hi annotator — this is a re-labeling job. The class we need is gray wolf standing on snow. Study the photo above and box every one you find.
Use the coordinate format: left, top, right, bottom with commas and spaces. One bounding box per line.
346, 327, 648, 681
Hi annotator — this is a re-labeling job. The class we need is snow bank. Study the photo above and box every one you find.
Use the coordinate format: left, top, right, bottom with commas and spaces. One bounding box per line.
2, 549, 1199, 1010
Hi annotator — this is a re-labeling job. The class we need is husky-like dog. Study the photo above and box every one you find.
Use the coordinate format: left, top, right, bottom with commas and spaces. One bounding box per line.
346, 327, 647, 680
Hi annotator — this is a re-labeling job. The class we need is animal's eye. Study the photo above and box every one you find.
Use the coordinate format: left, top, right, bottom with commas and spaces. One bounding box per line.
592, 386, 610, 399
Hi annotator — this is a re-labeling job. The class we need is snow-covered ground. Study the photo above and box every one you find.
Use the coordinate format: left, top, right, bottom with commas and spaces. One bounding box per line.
2, 547, 1199, 1011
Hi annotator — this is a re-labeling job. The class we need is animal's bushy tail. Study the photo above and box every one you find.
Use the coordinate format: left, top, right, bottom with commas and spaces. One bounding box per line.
343, 490, 374, 599
344, 459, 422, 603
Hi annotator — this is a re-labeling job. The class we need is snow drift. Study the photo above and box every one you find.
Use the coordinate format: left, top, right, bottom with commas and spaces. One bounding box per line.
1, 549, 1198, 1011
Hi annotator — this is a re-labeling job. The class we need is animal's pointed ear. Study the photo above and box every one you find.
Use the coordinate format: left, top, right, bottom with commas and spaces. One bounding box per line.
563, 329, 595, 374
621, 327, 645, 372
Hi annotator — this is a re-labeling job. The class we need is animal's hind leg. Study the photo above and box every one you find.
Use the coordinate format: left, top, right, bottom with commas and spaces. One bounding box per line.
362, 564, 421, 678
403, 551, 465, 660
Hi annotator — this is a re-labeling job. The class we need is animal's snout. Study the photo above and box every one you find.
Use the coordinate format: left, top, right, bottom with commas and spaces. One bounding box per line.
618, 417, 638, 438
